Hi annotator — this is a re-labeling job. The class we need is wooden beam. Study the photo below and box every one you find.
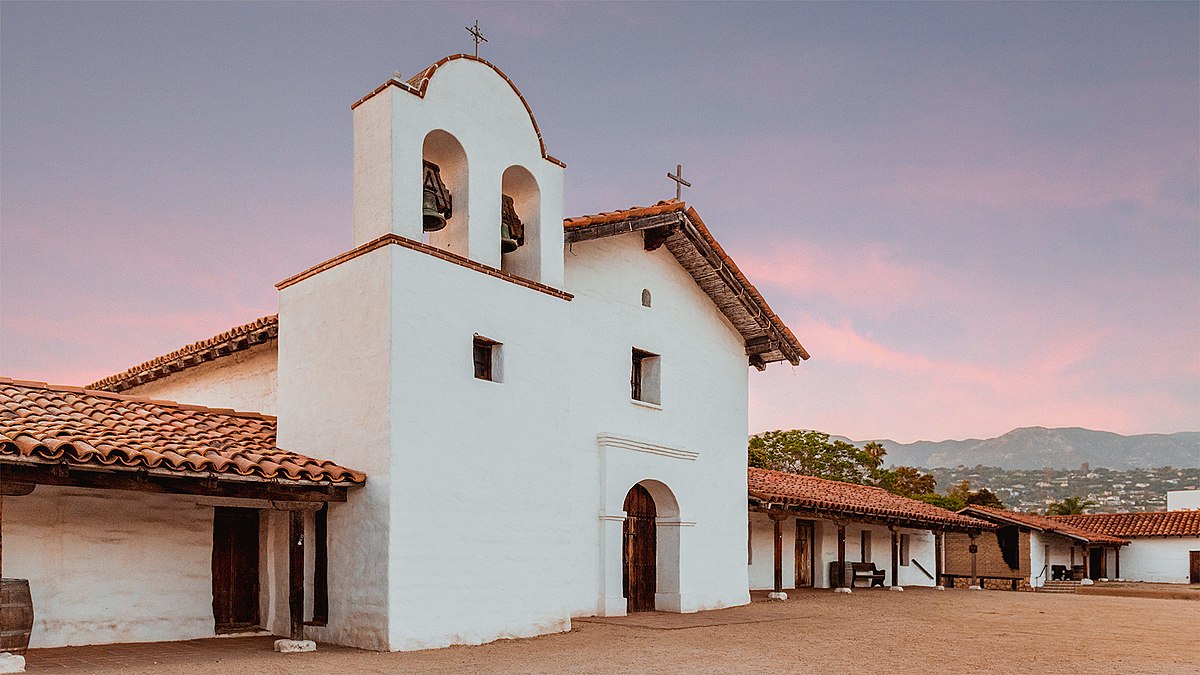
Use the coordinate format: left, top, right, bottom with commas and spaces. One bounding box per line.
748, 500, 992, 534
1, 494, 4, 580
0, 482, 35, 496
643, 226, 673, 251
564, 212, 685, 244
837, 523, 847, 589
890, 526, 899, 587
289, 510, 304, 640
1, 462, 349, 503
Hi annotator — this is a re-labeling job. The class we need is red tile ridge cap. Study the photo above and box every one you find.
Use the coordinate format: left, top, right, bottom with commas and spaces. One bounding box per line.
0, 376, 275, 420
351, 54, 565, 168
562, 199, 687, 229
87, 314, 279, 392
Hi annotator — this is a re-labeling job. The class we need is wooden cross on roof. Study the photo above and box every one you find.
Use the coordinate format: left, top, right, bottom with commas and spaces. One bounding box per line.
667, 164, 692, 201
466, 20, 488, 57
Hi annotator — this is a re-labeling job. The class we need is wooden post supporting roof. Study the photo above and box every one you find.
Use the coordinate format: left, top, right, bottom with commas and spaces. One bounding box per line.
890, 527, 900, 588
768, 510, 788, 598
289, 510, 304, 641
1, 494, 4, 581
934, 529, 944, 588
836, 523, 847, 589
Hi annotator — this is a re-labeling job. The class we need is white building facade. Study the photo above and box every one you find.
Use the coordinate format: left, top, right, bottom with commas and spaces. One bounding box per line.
2, 55, 807, 651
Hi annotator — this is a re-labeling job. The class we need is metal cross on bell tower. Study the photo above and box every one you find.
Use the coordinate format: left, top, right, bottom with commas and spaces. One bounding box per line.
466, 20, 488, 57
667, 164, 692, 201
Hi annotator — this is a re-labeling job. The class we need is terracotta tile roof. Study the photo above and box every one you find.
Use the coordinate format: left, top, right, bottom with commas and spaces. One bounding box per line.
566, 201, 809, 367
0, 378, 364, 485
1050, 511, 1200, 538
959, 505, 1128, 546
88, 315, 278, 393
748, 467, 993, 531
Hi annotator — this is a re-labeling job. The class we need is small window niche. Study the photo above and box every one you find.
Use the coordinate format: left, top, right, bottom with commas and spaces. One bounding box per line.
899, 534, 910, 567
641, 289, 652, 308
630, 347, 661, 406
473, 335, 503, 382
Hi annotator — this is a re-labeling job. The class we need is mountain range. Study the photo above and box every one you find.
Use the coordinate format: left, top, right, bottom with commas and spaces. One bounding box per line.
836, 427, 1200, 470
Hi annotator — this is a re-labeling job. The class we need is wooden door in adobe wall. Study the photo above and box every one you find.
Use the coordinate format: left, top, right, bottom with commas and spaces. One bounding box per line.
1088, 548, 1104, 580
795, 520, 815, 588
1190, 551, 1200, 584
623, 484, 657, 612
212, 507, 261, 632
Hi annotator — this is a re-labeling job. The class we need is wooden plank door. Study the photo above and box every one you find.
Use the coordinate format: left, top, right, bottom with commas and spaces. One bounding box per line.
623, 484, 657, 612
1190, 551, 1200, 584
212, 507, 261, 632
795, 520, 814, 588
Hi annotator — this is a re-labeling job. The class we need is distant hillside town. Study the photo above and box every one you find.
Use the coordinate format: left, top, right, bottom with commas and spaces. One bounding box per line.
925, 465, 1200, 513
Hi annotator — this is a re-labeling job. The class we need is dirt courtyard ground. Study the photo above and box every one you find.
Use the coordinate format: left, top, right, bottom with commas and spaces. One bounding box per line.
24, 588, 1200, 674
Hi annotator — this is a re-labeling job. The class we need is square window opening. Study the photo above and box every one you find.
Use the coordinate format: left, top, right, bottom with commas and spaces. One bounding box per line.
473, 336, 503, 382
631, 348, 661, 405
899, 534, 910, 566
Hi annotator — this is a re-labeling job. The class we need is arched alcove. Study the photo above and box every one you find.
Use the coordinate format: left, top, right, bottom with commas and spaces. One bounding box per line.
621, 479, 682, 612
499, 164, 541, 280
423, 130, 469, 257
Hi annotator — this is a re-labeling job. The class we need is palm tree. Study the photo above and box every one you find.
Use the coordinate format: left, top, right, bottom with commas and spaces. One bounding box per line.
861, 441, 887, 470
1045, 496, 1097, 515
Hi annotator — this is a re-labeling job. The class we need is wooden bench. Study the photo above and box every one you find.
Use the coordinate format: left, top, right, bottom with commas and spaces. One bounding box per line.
942, 573, 1022, 590
851, 562, 886, 587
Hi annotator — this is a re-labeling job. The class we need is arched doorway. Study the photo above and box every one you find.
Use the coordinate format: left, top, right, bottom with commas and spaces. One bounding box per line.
623, 484, 657, 612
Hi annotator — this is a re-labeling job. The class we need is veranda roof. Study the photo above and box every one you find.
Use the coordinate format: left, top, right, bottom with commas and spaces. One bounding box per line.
959, 505, 1128, 546
0, 378, 363, 502
748, 467, 993, 532
1050, 511, 1199, 538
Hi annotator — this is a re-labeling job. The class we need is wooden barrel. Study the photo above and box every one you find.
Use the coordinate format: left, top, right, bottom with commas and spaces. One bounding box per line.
0, 578, 34, 655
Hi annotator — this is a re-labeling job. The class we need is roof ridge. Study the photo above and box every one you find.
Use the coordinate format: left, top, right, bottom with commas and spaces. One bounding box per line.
0, 377, 275, 420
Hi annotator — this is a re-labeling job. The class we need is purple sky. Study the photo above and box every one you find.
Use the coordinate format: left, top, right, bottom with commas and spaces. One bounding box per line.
2, 2, 1197, 443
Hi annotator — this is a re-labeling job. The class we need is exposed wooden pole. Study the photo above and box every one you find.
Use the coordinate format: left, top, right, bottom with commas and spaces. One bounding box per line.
1082, 547, 1089, 580
890, 527, 900, 587
1, 494, 4, 580
969, 533, 979, 588
837, 523, 847, 589
934, 529, 944, 587
772, 514, 783, 594
289, 510, 305, 640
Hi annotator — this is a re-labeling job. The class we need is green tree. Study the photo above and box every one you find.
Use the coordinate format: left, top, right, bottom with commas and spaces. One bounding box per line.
914, 492, 965, 510
748, 430, 871, 484
1045, 496, 1096, 515
860, 441, 887, 471
965, 487, 1005, 508
875, 465, 937, 498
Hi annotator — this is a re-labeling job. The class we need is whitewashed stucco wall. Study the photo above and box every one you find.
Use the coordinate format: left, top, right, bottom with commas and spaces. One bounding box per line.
564, 232, 752, 616
4, 486, 216, 648
748, 512, 937, 589
122, 342, 278, 415
1109, 538, 1200, 583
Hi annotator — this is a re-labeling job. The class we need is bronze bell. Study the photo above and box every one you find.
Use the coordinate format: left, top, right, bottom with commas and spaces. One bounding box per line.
422, 189, 446, 232
500, 194, 524, 254
422, 160, 452, 232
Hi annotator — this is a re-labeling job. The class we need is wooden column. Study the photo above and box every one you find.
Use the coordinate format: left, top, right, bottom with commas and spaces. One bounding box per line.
1114, 547, 1120, 579
288, 509, 305, 640
968, 533, 979, 588
934, 529, 944, 587
1082, 547, 1089, 580
836, 523, 847, 588
890, 526, 900, 587
772, 514, 784, 594
1, 493, 4, 580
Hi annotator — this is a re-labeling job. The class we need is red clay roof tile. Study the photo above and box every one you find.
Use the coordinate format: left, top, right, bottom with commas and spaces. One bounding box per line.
749, 467, 991, 530
960, 505, 1128, 546
1050, 511, 1200, 538
0, 378, 364, 485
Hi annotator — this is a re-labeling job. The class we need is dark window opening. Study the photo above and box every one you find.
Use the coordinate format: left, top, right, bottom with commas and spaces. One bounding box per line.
631, 348, 660, 404
641, 289, 652, 307
899, 534, 910, 566
473, 336, 501, 382
860, 529, 871, 562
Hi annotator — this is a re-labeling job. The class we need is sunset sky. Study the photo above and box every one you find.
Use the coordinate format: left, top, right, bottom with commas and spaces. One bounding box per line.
2, 2, 1197, 444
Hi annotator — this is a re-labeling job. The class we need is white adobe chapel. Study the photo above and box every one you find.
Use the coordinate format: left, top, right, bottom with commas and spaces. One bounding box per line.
0, 55, 808, 652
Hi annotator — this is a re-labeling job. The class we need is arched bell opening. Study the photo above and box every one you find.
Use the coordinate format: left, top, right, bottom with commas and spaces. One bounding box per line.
499, 164, 540, 281
422, 130, 469, 257
621, 479, 682, 612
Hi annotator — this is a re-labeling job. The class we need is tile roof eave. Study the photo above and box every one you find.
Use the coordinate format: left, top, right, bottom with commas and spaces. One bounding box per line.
960, 505, 1129, 546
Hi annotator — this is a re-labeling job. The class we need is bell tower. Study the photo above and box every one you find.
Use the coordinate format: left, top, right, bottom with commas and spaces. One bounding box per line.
350, 55, 565, 287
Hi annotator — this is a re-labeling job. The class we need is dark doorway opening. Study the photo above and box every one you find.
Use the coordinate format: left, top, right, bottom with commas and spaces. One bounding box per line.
1088, 547, 1104, 581
212, 507, 261, 633
1189, 551, 1199, 584
623, 484, 657, 612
